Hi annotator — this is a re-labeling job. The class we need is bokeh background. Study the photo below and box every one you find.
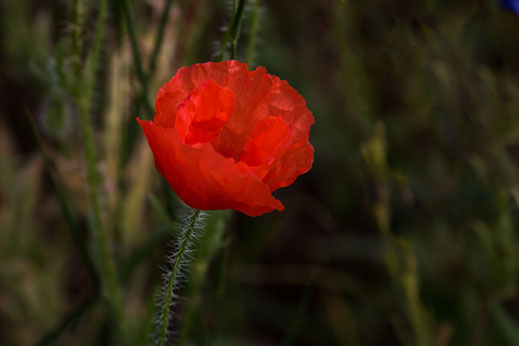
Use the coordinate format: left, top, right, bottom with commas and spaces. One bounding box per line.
2, 0, 519, 345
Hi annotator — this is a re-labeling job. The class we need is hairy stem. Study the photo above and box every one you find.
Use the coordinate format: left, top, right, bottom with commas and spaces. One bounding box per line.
157, 208, 206, 346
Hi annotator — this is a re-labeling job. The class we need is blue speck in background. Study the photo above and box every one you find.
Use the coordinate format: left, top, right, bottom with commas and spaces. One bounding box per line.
501, 0, 519, 14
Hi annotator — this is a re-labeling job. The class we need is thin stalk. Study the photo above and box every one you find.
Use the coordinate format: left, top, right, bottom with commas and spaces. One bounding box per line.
149, 193, 178, 232
121, 226, 171, 282
25, 110, 99, 288
229, 0, 246, 60
157, 208, 205, 346
78, 97, 123, 320
214, 235, 229, 337
246, 0, 260, 66
71, 0, 81, 79
89, 0, 107, 74
120, 0, 154, 116
217, 28, 232, 61
176, 276, 201, 346
148, 0, 175, 78
83, 0, 107, 99
282, 281, 314, 346
162, 178, 176, 216
36, 294, 99, 346
217, 0, 247, 61
122, 0, 180, 117
78, 0, 123, 321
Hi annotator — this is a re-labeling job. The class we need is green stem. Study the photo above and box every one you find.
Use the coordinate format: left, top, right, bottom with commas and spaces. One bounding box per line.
214, 235, 229, 337
157, 208, 205, 346
121, 226, 171, 282
230, 0, 246, 60
83, 0, 107, 99
217, 29, 232, 61
120, 0, 155, 116
89, 0, 107, 72
78, 0, 123, 322
218, 0, 247, 61
36, 294, 99, 346
148, 0, 175, 78
246, 0, 260, 66
92, 0, 107, 70
25, 111, 99, 289
78, 97, 123, 321
71, 0, 81, 80
282, 281, 314, 346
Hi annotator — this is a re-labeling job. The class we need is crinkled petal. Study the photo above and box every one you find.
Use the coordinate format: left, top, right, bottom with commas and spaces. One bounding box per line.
240, 78, 315, 191
154, 61, 246, 128
240, 116, 291, 166
174, 80, 235, 144
262, 137, 315, 191
154, 61, 280, 160
137, 119, 284, 216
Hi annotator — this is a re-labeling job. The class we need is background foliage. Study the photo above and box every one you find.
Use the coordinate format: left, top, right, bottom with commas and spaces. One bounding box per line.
2, 0, 519, 345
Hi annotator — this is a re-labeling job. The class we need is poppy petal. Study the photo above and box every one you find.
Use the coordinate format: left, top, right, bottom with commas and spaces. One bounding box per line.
240, 116, 291, 166
174, 80, 235, 145
262, 137, 315, 191
137, 118, 284, 217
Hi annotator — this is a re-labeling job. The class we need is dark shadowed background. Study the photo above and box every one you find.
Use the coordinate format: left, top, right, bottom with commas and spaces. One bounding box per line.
2, 0, 519, 345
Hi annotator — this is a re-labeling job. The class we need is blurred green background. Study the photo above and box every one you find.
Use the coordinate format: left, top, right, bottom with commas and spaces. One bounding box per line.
2, 0, 519, 345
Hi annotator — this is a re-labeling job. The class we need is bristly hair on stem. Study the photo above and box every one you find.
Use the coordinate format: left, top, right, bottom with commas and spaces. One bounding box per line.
155, 208, 207, 346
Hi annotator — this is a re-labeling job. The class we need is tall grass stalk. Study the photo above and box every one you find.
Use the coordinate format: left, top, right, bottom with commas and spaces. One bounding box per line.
148, 0, 175, 78
76, 0, 124, 323
29, 107, 102, 346
120, 0, 154, 116
362, 123, 431, 346
282, 282, 314, 346
26, 111, 98, 287
36, 294, 100, 346
71, 0, 82, 79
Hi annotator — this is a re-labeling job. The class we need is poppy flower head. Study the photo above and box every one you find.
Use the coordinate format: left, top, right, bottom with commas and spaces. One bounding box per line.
138, 60, 314, 216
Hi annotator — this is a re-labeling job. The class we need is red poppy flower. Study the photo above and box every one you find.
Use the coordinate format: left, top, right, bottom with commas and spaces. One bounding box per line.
137, 60, 314, 216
